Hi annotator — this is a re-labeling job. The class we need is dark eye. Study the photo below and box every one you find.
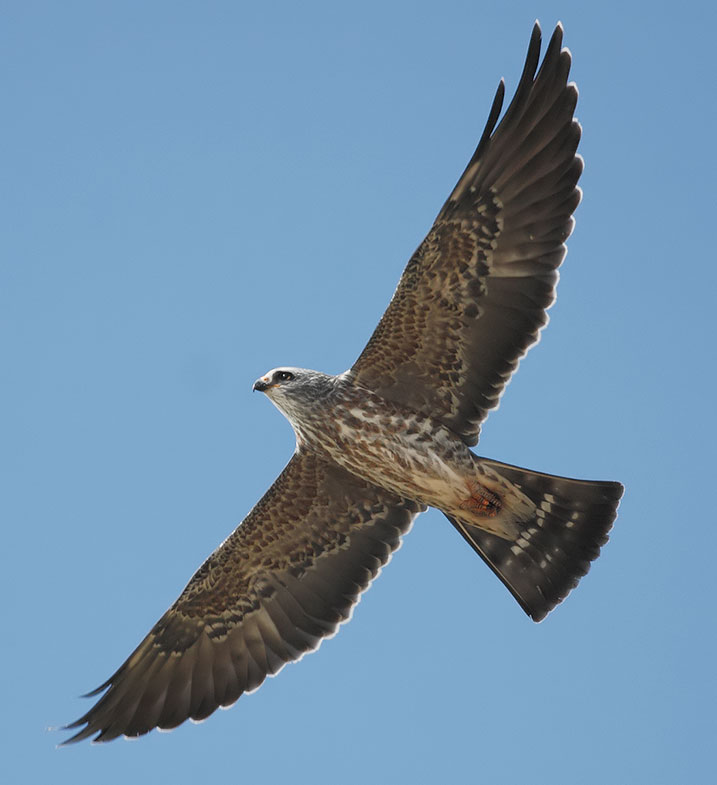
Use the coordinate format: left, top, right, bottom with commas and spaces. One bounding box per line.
276, 371, 294, 382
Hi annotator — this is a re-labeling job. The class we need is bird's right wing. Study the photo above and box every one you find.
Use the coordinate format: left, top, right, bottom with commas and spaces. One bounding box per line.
63, 452, 423, 743
351, 23, 582, 446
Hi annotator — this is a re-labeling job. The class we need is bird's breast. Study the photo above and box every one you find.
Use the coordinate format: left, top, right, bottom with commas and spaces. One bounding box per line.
298, 391, 472, 509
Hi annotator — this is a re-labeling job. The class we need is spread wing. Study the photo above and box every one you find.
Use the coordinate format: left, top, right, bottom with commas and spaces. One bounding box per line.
350, 23, 582, 446
63, 452, 423, 743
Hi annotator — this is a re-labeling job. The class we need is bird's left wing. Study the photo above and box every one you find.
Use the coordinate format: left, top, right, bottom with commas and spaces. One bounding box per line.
63, 451, 422, 743
350, 24, 581, 446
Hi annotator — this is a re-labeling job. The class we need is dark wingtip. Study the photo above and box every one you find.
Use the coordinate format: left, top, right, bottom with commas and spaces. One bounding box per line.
463, 20, 543, 175
57, 726, 89, 746
48, 723, 74, 750
471, 79, 505, 163
80, 681, 110, 699
526, 22, 543, 79
58, 714, 109, 745
59, 716, 89, 739
546, 23, 564, 60
58, 681, 112, 744
495, 21, 543, 129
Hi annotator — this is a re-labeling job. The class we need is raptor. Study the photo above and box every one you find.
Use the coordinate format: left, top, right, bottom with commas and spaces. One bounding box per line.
64, 22, 623, 744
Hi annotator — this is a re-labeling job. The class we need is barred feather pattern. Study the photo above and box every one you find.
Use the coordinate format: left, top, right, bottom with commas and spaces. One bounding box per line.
63, 454, 422, 743
352, 23, 582, 446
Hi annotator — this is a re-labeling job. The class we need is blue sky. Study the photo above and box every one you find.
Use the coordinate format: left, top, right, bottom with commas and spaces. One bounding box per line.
3, 1, 716, 782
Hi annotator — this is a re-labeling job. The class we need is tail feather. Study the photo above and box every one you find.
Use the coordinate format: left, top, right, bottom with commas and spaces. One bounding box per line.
447, 457, 623, 622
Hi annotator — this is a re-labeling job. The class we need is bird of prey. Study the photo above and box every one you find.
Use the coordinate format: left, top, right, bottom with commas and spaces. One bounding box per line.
64, 22, 623, 744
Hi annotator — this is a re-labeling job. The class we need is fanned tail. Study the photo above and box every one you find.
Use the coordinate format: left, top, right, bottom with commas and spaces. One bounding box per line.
447, 457, 624, 622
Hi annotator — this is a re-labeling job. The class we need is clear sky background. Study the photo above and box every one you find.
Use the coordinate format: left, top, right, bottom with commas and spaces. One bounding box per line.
3, 1, 716, 783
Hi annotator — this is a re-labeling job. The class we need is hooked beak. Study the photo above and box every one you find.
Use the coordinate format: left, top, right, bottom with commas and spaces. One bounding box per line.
253, 378, 272, 392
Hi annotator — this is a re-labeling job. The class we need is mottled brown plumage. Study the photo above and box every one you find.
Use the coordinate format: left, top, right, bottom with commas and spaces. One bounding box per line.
64, 23, 623, 745
66, 454, 422, 742
353, 23, 580, 446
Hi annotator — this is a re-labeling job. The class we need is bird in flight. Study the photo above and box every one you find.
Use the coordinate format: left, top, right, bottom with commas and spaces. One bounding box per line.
64, 22, 623, 744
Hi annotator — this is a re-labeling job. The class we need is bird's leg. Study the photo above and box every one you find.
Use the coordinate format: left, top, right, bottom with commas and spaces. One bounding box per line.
459, 479, 502, 518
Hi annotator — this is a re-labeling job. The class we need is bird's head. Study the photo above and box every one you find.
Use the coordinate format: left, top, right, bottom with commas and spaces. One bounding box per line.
252, 367, 301, 394
253, 367, 337, 426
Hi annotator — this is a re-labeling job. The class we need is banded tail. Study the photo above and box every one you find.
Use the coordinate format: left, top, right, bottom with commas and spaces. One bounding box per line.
447, 457, 623, 622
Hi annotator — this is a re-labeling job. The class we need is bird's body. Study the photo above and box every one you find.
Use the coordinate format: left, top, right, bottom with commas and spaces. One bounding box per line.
64, 23, 624, 744
261, 368, 531, 539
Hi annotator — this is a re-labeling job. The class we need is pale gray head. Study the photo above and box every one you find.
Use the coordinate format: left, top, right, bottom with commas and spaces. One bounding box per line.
252, 367, 337, 427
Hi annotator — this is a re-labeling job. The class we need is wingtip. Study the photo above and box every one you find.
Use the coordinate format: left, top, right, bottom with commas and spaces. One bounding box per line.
57, 726, 87, 746
78, 672, 115, 698
49, 724, 74, 750
58, 717, 88, 743
528, 21, 542, 56
59, 719, 112, 745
